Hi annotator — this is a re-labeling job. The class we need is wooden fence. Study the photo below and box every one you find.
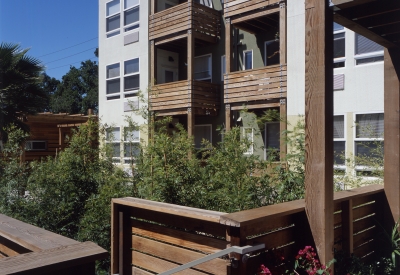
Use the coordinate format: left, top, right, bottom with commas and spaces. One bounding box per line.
224, 64, 287, 104
111, 184, 388, 274
0, 214, 107, 275
149, 2, 220, 42
150, 80, 220, 112
224, 0, 281, 19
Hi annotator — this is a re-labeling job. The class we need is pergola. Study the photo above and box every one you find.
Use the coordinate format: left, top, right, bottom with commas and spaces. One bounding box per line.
305, 0, 400, 265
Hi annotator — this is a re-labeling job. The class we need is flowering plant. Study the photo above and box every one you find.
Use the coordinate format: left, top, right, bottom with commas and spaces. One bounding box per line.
257, 264, 272, 275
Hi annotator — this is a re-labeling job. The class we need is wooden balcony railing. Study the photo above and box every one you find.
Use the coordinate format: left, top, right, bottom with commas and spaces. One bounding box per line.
224, 0, 281, 18
150, 80, 220, 113
0, 214, 107, 274
111, 184, 387, 274
224, 64, 287, 104
149, 2, 220, 44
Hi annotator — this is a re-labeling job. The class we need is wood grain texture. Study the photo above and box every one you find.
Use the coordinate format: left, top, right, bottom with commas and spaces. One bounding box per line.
304, 0, 334, 265
0, 241, 107, 275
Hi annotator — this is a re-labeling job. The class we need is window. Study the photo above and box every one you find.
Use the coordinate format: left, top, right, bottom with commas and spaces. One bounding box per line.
355, 33, 384, 65
264, 122, 280, 161
334, 74, 345, 91
195, 0, 213, 8
264, 40, 279, 66
243, 50, 253, 70
25, 141, 47, 151
124, 128, 140, 164
124, 58, 140, 98
106, 63, 121, 100
106, 0, 121, 38
243, 127, 253, 155
124, 0, 139, 32
333, 25, 345, 68
194, 125, 212, 148
354, 113, 384, 166
333, 115, 345, 166
221, 55, 226, 81
107, 127, 121, 163
194, 54, 212, 81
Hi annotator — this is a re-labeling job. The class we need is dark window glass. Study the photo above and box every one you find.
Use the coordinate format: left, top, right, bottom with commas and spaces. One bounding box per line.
125, 6, 139, 26
124, 75, 139, 91
107, 79, 120, 94
334, 141, 345, 165
334, 33, 345, 58
107, 14, 120, 32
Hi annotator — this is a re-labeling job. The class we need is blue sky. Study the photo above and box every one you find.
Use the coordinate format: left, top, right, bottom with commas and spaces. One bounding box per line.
0, 0, 98, 80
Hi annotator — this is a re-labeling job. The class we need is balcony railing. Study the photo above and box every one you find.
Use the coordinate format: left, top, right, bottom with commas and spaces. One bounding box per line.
224, 0, 281, 18
224, 64, 287, 104
111, 184, 386, 274
149, 2, 220, 43
0, 214, 107, 274
150, 80, 220, 113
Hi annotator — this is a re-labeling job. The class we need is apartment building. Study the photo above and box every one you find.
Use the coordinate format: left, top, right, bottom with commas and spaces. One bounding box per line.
99, 0, 384, 168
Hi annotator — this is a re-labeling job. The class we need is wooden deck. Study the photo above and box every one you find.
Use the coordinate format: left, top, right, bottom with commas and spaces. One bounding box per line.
224, 0, 280, 20
150, 80, 220, 115
149, 2, 220, 45
111, 184, 388, 274
224, 64, 287, 105
0, 214, 107, 274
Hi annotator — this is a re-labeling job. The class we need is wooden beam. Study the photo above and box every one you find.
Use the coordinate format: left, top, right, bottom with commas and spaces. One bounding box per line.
331, 0, 376, 9
225, 18, 233, 74
341, 199, 354, 254
384, 48, 400, 222
151, 0, 156, 15
187, 29, 194, 138
280, 2, 287, 64
150, 40, 157, 85
279, 99, 287, 160
225, 104, 231, 131
304, 0, 334, 266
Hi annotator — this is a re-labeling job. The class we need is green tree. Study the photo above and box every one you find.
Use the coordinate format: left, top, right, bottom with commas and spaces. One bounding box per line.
40, 72, 60, 111
50, 60, 98, 114
0, 43, 49, 142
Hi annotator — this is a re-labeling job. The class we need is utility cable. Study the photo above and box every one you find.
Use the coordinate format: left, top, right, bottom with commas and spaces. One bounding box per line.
37, 37, 98, 58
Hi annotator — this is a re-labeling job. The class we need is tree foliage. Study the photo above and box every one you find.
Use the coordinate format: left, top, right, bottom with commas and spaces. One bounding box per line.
0, 43, 49, 141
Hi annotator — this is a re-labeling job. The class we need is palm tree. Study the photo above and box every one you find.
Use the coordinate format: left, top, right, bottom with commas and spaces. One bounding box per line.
0, 43, 48, 142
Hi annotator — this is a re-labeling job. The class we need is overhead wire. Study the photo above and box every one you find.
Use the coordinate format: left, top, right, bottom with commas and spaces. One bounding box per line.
37, 37, 98, 58
45, 57, 97, 71
43, 47, 97, 65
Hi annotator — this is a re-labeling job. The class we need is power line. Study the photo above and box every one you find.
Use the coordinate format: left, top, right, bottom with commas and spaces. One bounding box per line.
43, 47, 97, 65
37, 37, 98, 58
45, 57, 97, 71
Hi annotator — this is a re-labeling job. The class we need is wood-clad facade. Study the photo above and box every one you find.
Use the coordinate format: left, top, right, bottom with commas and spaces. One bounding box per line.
21, 113, 93, 162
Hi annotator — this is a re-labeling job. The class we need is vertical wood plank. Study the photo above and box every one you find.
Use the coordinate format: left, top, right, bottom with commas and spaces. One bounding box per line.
280, 99, 287, 160
188, 108, 194, 138
279, 2, 287, 65
341, 200, 353, 254
304, 0, 334, 265
150, 41, 156, 86
111, 201, 119, 274
225, 18, 233, 74
119, 208, 132, 275
225, 104, 231, 131
226, 226, 242, 275
187, 29, 195, 138
151, 0, 156, 15
384, 48, 400, 223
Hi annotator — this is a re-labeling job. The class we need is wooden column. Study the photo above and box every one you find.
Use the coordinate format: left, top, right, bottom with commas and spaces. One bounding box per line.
187, 29, 195, 138
279, 2, 287, 64
225, 18, 233, 131
384, 48, 400, 222
150, 0, 156, 14
341, 200, 353, 255
225, 104, 231, 131
279, 99, 287, 160
150, 40, 156, 86
304, 0, 334, 265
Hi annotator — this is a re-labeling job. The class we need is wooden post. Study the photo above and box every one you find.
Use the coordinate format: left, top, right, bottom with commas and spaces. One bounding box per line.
225, 104, 231, 131
119, 207, 132, 275
59, 127, 65, 151
384, 48, 400, 222
225, 18, 233, 131
150, 40, 156, 86
280, 99, 287, 160
187, 29, 194, 138
151, 0, 156, 14
304, 0, 334, 266
226, 226, 245, 275
279, 2, 287, 64
341, 200, 353, 255
111, 201, 119, 274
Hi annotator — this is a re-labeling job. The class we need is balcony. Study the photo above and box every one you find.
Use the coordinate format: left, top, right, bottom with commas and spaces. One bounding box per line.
0, 214, 107, 274
149, 2, 220, 45
149, 80, 220, 116
224, 64, 287, 106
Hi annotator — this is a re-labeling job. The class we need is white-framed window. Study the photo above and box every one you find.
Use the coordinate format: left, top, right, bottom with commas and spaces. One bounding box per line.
354, 113, 384, 167
25, 140, 47, 151
194, 125, 212, 149
123, 127, 140, 164
264, 122, 280, 161
124, 58, 140, 98
264, 40, 279, 66
333, 115, 346, 166
243, 127, 254, 155
333, 24, 345, 68
221, 55, 226, 81
194, 54, 212, 81
354, 33, 384, 65
106, 63, 121, 100
243, 50, 253, 70
195, 0, 213, 8
124, 0, 140, 32
107, 127, 121, 163
106, 0, 121, 38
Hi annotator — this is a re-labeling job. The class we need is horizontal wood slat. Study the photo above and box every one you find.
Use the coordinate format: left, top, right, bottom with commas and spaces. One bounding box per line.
224, 0, 280, 18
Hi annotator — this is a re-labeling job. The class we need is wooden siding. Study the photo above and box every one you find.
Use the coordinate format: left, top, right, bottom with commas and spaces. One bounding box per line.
224, 0, 281, 19
150, 80, 220, 112
149, 2, 220, 43
224, 64, 287, 104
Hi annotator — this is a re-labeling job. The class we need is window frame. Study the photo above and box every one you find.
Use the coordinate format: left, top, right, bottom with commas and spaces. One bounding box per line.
25, 140, 47, 151
264, 40, 280, 66
221, 55, 226, 81
242, 127, 254, 155
106, 0, 121, 38
123, 127, 140, 164
354, 33, 384, 66
194, 53, 212, 82
243, 50, 253, 70
106, 62, 121, 100
333, 114, 346, 168
264, 122, 280, 161
123, 58, 140, 98
123, 0, 140, 33
106, 127, 122, 163
333, 27, 346, 68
